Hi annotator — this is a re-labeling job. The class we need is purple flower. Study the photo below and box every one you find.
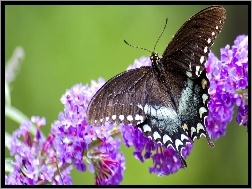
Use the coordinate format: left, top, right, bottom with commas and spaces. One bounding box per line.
149, 145, 184, 176
88, 138, 125, 185
121, 125, 154, 162
206, 35, 248, 140
127, 56, 152, 70
51, 165, 73, 185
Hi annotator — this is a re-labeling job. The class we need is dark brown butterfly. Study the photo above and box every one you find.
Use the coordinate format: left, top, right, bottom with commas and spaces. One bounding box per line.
87, 6, 226, 167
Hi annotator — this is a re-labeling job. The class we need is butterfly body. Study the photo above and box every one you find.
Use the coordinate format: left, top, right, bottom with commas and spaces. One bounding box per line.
87, 6, 226, 167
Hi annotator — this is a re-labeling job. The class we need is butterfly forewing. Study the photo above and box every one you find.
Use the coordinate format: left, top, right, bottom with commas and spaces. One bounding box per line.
162, 6, 226, 79
87, 67, 152, 126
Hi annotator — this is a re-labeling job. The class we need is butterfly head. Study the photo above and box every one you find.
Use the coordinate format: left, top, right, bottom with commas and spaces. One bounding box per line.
150, 52, 160, 64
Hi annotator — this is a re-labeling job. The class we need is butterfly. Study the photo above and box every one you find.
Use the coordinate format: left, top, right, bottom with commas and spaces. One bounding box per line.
86, 6, 226, 167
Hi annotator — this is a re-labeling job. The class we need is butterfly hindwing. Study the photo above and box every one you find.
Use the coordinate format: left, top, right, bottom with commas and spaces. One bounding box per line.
136, 75, 192, 165
176, 70, 211, 144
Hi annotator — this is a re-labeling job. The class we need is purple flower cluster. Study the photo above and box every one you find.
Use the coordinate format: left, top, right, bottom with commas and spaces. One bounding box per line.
52, 79, 126, 185
88, 137, 125, 185
205, 35, 248, 140
121, 125, 192, 176
5, 116, 72, 185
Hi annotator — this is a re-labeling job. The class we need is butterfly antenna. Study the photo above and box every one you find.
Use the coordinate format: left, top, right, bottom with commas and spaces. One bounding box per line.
153, 18, 168, 52
124, 40, 152, 54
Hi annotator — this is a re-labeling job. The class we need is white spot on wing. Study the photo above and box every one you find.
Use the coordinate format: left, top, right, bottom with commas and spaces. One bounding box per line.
119, 115, 124, 121
197, 123, 205, 133
143, 124, 151, 132
204, 46, 208, 53
199, 107, 207, 118
207, 38, 211, 44
112, 115, 116, 120
175, 139, 183, 150
163, 134, 172, 144
100, 118, 103, 122
153, 131, 161, 140
202, 94, 208, 104
105, 117, 109, 121
127, 115, 133, 121
135, 114, 143, 122
186, 71, 192, 77
216, 25, 218, 30
195, 66, 200, 76
180, 134, 188, 141
212, 31, 215, 36
200, 56, 205, 64
191, 127, 196, 139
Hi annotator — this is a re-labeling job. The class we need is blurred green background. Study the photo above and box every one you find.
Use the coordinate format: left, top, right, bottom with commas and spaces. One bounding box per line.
5, 5, 248, 185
